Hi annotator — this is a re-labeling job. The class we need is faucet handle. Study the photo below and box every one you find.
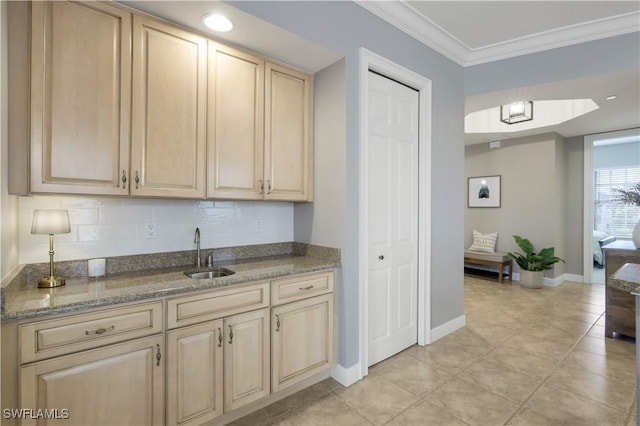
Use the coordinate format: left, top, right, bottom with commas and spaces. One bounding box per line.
206, 252, 214, 267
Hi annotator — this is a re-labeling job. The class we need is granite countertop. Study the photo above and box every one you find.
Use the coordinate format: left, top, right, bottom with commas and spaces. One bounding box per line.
1, 248, 340, 322
610, 263, 640, 294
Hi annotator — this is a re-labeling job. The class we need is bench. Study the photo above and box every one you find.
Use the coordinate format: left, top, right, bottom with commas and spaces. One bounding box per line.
464, 250, 513, 283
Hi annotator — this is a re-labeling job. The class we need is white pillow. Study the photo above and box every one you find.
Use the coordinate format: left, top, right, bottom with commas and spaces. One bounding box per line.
468, 230, 498, 253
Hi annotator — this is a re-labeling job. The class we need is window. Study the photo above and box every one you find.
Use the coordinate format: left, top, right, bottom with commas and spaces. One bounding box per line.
594, 167, 640, 238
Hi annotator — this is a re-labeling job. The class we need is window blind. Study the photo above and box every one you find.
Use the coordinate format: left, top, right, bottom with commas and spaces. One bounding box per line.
594, 167, 640, 238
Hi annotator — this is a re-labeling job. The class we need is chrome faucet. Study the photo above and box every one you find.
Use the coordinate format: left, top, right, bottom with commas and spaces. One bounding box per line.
194, 227, 201, 268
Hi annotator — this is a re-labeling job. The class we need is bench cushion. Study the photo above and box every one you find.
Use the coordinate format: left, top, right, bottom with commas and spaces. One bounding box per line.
464, 249, 511, 263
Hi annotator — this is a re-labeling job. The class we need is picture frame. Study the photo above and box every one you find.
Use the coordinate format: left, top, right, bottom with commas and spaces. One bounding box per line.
468, 175, 501, 208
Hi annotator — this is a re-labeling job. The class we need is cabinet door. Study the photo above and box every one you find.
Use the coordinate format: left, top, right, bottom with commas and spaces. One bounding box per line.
131, 15, 206, 198
271, 294, 334, 393
224, 309, 270, 411
20, 335, 164, 426
29, 1, 131, 195
264, 62, 313, 201
167, 320, 223, 426
207, 43, 264, 200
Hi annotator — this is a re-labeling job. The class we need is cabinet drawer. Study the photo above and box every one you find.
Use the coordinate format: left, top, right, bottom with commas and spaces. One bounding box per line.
167, 281, 270, 329
20, 301, 163, 363
271, 270, 334, 305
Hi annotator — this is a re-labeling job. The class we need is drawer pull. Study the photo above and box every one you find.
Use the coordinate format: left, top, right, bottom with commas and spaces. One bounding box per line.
299, 285, 314, 291
217, 328, 222, 347
275, 314, 280, 332
85, 325, 115, 336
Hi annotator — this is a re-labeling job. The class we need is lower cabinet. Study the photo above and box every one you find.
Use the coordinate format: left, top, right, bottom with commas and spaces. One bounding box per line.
20, 334, 165, 426
271, 293, 334, 393
166, 320, 224, 426
166, 309, 270, 425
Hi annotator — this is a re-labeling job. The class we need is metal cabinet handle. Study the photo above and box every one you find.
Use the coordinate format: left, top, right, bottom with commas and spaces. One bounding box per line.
217, 327, 222, 347
275, 314, 280, 332
259, 179, 264, 194
267, 180, 272, 194
156, 344, 161, 367
228, 324, 233, 344
135, 171, 140, 189
121, 170, 127, 188
85, 325, 115, 336
299, 285, 314, 291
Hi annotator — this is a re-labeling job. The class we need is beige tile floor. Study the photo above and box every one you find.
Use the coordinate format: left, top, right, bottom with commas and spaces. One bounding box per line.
230, 276, 637, 426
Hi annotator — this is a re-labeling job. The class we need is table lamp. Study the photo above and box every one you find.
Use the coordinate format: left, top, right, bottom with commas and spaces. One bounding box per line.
31, 209, 71, 288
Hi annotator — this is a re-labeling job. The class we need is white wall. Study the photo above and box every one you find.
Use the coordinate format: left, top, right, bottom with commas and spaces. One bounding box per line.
294, 58, 346, 248
19, 197, 294, 264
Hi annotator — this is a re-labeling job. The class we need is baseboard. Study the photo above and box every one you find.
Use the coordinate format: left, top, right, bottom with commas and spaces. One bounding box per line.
430, 314, 466, 342
331, 362, 362, 387
563, 273, 584, 283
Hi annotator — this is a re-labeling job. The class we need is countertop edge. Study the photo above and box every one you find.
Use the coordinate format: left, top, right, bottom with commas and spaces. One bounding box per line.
610, 263, 640, 294
1, 259, 340, 323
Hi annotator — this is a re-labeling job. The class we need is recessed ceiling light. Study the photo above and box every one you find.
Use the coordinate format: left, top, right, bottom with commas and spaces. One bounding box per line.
202, 14, 233, 32
605, 95, 617, 100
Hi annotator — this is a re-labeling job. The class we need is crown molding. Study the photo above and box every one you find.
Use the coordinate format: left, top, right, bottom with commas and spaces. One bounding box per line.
355, 1, 640, 67
355, 0, 469, 65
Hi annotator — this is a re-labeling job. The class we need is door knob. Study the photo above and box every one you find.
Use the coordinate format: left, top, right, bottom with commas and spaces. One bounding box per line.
378, 255, 384, 260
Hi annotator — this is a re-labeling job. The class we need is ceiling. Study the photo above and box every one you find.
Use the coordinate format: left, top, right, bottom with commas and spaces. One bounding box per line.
120, 1, 640, 145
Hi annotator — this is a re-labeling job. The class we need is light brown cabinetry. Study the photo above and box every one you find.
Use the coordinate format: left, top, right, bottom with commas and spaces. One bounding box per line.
165, 283, 271, 424
270, 271, 335, 392
167, 320, 224, 425
16, 302, 165, 426
131, 15, 207, 198
224, 309, 271, 411
207, 46, 313, 201
10, 1, 313, 201
264, 62, 313, 201
17, 1, 132, 195
207, 43, 265, 200
271, 293, 334, 393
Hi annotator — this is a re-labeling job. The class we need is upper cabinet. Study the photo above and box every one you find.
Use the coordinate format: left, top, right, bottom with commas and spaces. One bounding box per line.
9, 0, 313, 201
264, 63, 313, 202
207, 43, 265, 200
24, 1, 132, 195
208, 46, 314, 202
131, 15, 207, 198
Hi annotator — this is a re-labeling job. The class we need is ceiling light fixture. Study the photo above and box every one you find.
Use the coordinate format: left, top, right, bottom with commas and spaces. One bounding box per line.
605, 95, 617, 100
202, 13, 233, 32
500, 101, 533, 125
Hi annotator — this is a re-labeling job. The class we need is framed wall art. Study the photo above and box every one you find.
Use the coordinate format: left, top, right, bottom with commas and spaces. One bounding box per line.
468, 175, 501, 208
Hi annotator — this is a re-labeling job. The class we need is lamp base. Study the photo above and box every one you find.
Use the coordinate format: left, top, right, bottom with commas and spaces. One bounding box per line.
38, 277, 66, 288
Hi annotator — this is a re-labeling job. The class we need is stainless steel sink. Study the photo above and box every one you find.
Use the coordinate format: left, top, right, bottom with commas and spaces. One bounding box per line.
183, 267, 235, 279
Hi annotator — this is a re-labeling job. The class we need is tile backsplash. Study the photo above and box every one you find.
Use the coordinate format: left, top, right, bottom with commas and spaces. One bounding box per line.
19, 196, 294, 264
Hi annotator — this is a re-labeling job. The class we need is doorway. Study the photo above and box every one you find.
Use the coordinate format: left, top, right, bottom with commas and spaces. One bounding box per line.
583, 128, 640, 285
358, 48, 432, 377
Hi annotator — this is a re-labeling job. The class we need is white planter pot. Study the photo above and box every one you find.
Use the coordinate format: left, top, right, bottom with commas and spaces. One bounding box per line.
633, 220, 640, 249
519, 270, 544, 289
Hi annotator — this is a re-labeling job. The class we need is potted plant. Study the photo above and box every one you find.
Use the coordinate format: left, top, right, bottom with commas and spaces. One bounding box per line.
614, 182, 640, 248
508, 235, 565, 289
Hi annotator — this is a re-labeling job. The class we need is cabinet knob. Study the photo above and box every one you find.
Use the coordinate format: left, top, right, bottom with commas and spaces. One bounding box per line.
121, 170, 127, 188
378, 255, 384, 260
228, 324, 233, 344
217, 327, 222, 347
135, 171, 140, 189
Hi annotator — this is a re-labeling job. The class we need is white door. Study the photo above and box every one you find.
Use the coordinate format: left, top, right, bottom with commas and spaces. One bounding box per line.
367, 71, 419, 366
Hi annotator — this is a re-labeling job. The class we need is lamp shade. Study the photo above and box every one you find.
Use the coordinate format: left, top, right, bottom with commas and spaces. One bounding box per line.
31, 209, 71, 235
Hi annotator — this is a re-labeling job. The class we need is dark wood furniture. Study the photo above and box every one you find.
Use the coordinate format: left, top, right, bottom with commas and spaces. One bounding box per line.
603, 240, 639, 338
